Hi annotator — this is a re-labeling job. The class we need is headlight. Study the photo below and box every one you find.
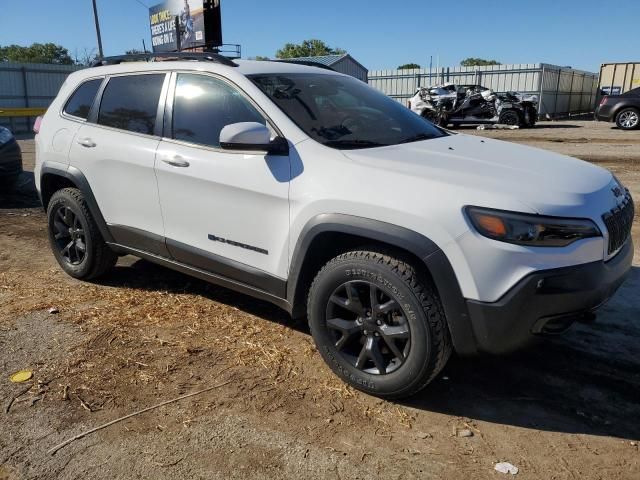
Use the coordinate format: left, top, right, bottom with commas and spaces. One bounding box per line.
0, 127, 14, 145
465, 206, 601, 247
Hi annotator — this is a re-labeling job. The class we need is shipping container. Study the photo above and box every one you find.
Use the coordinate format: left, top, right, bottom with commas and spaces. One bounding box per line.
598, 62, 640, 96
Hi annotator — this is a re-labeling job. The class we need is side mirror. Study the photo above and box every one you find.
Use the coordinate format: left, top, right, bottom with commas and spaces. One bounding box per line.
219, 122, 288, 155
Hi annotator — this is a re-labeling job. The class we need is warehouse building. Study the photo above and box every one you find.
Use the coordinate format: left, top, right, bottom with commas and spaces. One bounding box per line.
281, 54, 368, 82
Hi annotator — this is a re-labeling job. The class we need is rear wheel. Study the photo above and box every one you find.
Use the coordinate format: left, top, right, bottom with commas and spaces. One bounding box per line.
615, 108, 640, 130
307, 250, 452, 399
47, 188, 117, 280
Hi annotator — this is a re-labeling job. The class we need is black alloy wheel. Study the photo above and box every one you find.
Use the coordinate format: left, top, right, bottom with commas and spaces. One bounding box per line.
51, 204, 87, 265
326, 280, 411, 375
46, 188, 117, 279
498, 110, 521, 126
307, 250, 452, 398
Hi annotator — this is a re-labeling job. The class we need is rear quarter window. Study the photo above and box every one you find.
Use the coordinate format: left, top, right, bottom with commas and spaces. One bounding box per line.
63, 79, 103, 119
97, 74, 166, 135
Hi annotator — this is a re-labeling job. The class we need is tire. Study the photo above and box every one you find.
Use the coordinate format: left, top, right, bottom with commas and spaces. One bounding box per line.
47, 188, 117, 280
307, 250, 452, 399
615, 108, 640, 130
523, 106, 537, 128
498, 110, 521, 126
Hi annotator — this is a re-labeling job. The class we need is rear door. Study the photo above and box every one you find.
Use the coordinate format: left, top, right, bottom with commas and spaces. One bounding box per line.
68, 72, 169, 254
154, 72, 291, 288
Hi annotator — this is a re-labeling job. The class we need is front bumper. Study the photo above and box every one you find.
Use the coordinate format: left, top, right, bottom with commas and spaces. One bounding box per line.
465, 238, 633, 354
0, 140, 23, 178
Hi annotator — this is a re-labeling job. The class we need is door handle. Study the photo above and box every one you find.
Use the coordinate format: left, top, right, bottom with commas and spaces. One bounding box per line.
161, 156, 190, 168
77, 137, 96, 148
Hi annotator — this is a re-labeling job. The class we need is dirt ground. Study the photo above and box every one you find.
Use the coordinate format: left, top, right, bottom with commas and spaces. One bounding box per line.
0, 120, 638, 480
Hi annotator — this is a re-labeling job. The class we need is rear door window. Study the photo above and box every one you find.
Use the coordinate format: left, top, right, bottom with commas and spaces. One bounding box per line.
98, 74, 165, 135
64, 79, 102, 119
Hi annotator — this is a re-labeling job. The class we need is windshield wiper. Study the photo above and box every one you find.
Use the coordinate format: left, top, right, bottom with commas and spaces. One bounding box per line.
324, 139, 386, 150
399, 133, 434, 144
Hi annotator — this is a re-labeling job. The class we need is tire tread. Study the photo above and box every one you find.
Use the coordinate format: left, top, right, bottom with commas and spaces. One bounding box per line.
308, 249, 452, 399
48, 188, 117, 280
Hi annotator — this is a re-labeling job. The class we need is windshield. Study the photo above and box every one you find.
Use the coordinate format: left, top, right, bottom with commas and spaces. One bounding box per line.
249, 73, 446, 149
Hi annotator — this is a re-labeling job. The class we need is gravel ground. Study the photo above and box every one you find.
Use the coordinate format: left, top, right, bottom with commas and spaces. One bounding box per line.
0, 120, 638, 480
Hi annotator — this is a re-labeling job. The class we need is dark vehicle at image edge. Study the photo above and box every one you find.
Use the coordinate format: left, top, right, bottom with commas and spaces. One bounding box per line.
0, 126, 23, 187
596, 86, 640, 130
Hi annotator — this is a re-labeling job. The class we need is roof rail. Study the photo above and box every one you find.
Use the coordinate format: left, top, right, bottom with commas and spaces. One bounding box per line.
272, 59, 336, 71
90, 52, 238, 68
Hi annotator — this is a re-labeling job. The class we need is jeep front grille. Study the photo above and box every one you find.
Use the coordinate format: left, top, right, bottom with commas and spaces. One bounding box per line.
602, 191, 635, 255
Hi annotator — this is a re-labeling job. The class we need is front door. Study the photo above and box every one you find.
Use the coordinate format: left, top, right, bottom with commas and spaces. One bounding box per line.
155, 72, 290, 290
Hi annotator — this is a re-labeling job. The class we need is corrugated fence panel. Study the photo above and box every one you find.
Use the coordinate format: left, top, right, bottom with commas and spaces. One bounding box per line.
369, 62, 598, 117
0, 62, 82, 132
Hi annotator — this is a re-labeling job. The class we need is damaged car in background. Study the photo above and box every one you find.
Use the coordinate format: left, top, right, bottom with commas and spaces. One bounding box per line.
409, 83, 538, 128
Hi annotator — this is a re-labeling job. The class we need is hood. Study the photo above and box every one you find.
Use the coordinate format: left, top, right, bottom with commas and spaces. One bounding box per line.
342, 133, 616, 217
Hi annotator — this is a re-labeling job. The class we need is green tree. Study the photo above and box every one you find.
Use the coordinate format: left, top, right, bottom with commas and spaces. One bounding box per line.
74, 48, 99, 66
125, 49, 146, 55
460, 58, 501, 67
398, 63, 421, 70
0, 43, 73, 64
248, 55, 271, 61
275, 39, 346, 59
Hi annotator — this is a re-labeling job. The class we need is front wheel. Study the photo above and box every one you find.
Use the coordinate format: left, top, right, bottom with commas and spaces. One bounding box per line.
307, 250, 452, 399
523, 106, 537, 128
616, 108, 640, 130
498, 110, 521, 126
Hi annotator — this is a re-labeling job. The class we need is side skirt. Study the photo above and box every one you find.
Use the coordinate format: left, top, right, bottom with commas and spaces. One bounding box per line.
107, 242, 293, 314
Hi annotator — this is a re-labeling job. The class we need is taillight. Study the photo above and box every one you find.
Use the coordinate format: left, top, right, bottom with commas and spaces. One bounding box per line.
599, 96, 609, 106
33, 116, 43, 134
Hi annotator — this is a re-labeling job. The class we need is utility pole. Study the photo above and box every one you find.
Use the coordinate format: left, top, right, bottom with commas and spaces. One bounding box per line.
92, 0, 104, 58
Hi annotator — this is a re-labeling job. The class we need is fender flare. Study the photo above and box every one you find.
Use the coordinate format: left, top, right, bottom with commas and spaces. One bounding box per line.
40, 163, 114, 243
287, 214, 478, 355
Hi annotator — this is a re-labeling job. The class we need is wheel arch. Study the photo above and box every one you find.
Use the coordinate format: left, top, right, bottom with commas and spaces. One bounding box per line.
613, 103, 640, 120
287, 214, 478, 355
40, 163, 114, 243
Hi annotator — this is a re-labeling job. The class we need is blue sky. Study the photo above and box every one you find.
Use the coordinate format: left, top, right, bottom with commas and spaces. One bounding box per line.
1, 0, 638, 72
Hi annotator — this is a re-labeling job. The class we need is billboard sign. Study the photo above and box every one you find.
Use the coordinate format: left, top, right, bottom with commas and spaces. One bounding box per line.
149, 0, 206, 52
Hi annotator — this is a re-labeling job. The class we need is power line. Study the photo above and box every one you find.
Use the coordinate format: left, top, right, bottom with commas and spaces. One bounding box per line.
131, 0, 150, 9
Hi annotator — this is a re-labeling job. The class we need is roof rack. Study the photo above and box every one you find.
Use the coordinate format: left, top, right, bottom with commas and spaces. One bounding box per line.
90, 52, 238, 68
272, 59, 335, 71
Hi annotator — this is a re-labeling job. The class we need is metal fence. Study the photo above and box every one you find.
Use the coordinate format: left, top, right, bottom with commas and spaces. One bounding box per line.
0, 61, 600, 133
0, 62, 82, 132
368, 63, 599, 117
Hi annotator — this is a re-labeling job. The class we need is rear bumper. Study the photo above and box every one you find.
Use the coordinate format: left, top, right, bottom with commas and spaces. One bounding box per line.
595, 105, 614, 122
465, 238, 633, 354
0, 141, 23, 178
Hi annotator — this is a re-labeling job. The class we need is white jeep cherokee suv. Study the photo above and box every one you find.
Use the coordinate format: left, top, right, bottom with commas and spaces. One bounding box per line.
35, 53, 634, 398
